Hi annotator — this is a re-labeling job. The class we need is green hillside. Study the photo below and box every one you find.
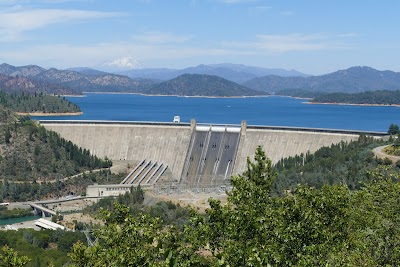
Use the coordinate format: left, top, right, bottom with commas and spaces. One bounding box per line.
312, 90, 400, 105
0, 109, 111, 201
0, 91, 81, 114
145, 74, 267, 96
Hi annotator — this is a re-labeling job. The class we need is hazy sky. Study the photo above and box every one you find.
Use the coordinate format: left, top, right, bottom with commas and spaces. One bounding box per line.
0, 0, 399, 74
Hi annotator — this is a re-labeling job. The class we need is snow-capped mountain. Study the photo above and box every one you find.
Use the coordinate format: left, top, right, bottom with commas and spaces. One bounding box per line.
98, 56, 143, 72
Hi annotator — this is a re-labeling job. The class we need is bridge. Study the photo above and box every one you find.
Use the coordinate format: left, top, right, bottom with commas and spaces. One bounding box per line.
39, 119, 386, 191
28, 202, 57, 217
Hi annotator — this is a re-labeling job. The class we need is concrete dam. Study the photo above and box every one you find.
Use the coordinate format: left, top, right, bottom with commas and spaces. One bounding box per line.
39, 120, 385, 190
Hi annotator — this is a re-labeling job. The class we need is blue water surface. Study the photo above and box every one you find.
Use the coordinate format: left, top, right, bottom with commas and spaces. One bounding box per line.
32, 93, 400, 132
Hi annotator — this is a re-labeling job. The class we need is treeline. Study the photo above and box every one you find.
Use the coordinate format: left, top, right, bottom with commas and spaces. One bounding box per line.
312, 90, 400, 105
0, 228, 85, 267
273, 135, 390, 193
0, 90, 80, 114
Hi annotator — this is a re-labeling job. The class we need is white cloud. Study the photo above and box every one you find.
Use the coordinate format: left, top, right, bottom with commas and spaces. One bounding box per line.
0, 41, 253, 68
249, 5, 272, 15
223, 33, 352, 53
219, 0, 259, 4
280, 11, 293, 16
338, 32, 358, 38
0, 0, 88, 4
0, 32, 356, 69
132, 32, 193, 44
0, 8, 121, 41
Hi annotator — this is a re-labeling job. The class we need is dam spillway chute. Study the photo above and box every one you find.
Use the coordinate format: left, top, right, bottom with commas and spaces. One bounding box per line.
121, 160, 170, 186
181, 124, 241, 191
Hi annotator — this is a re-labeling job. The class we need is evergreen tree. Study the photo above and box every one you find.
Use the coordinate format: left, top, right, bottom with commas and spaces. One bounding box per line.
388, 123, 400, 135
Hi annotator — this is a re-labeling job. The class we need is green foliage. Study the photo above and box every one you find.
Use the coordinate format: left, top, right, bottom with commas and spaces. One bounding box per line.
83, 187, 192, 229
0, 207, 32, 220
384, 143, 400, 156
388, 123, 400, 135
0, 91, 80, 114
273, 135, 387, 193
69, 202, 208, 267
0, 229, 85, 266
83, 186, 144, 216
313, 90, 400, 105
0, 246, 30, 267
0, 112, 112, 201
67, 147, 400, 266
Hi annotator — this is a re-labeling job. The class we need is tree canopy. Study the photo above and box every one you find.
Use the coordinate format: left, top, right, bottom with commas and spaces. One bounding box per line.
65, 146, 400, 266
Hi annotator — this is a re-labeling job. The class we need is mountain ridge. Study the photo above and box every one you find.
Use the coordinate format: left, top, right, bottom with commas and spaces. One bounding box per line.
118, 63, 309, 83
244, 66, 400, 94
144, 73, 267, 97
2, 63, 400, 96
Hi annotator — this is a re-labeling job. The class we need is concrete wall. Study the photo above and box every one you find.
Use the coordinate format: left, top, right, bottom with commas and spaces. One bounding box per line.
41, 122, 192, 179
233, 127, 359, 175
86, 184, 152, 198
41, 121, 381, 188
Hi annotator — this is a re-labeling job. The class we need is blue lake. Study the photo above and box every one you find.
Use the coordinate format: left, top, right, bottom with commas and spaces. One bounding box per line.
33, 93, 400, 132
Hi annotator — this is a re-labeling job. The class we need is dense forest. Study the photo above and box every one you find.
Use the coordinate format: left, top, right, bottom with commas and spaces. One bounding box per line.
0, 228, 85, 266
0, 91, 81, 114
312, 90, 400, 105
273, 135, 389, 193
0, 108, 112, 202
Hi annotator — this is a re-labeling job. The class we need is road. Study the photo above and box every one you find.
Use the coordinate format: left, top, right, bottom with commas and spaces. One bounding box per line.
372, 145, 400, 163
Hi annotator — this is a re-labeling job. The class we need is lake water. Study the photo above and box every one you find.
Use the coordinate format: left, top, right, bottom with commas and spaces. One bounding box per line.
33, 93, 400, 132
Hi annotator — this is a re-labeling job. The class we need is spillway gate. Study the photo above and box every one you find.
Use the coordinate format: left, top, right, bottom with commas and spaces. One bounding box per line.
180, 125, 241, 189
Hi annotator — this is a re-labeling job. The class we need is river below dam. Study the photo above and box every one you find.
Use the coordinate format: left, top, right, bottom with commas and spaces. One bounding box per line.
32, 94, 400, 132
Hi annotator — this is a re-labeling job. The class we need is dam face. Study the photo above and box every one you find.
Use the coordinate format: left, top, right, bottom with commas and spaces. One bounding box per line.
181, 125, 241, 189
40, 120, 385, 190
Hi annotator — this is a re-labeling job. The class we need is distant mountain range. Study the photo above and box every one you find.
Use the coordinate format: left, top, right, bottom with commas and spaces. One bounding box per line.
2, 63, 400, 97
244, 66, 400, 94
0, 63, 153, 94
144, 74, 266, 97
118, 63, 308, 83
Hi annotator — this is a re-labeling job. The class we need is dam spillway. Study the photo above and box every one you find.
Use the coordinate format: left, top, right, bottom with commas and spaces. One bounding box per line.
181, 125, 241, 189
39, 120, 386, 190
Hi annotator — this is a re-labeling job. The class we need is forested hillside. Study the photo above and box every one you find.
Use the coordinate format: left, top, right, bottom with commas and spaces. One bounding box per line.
273, 135, 389, 193
145, 74, 267, 96
0, 109, 112, 201
0, 91, 81, 114
312, 90, 400, 105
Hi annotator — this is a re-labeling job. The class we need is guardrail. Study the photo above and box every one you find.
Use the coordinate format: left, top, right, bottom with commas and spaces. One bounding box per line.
37, 120, 387, 136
